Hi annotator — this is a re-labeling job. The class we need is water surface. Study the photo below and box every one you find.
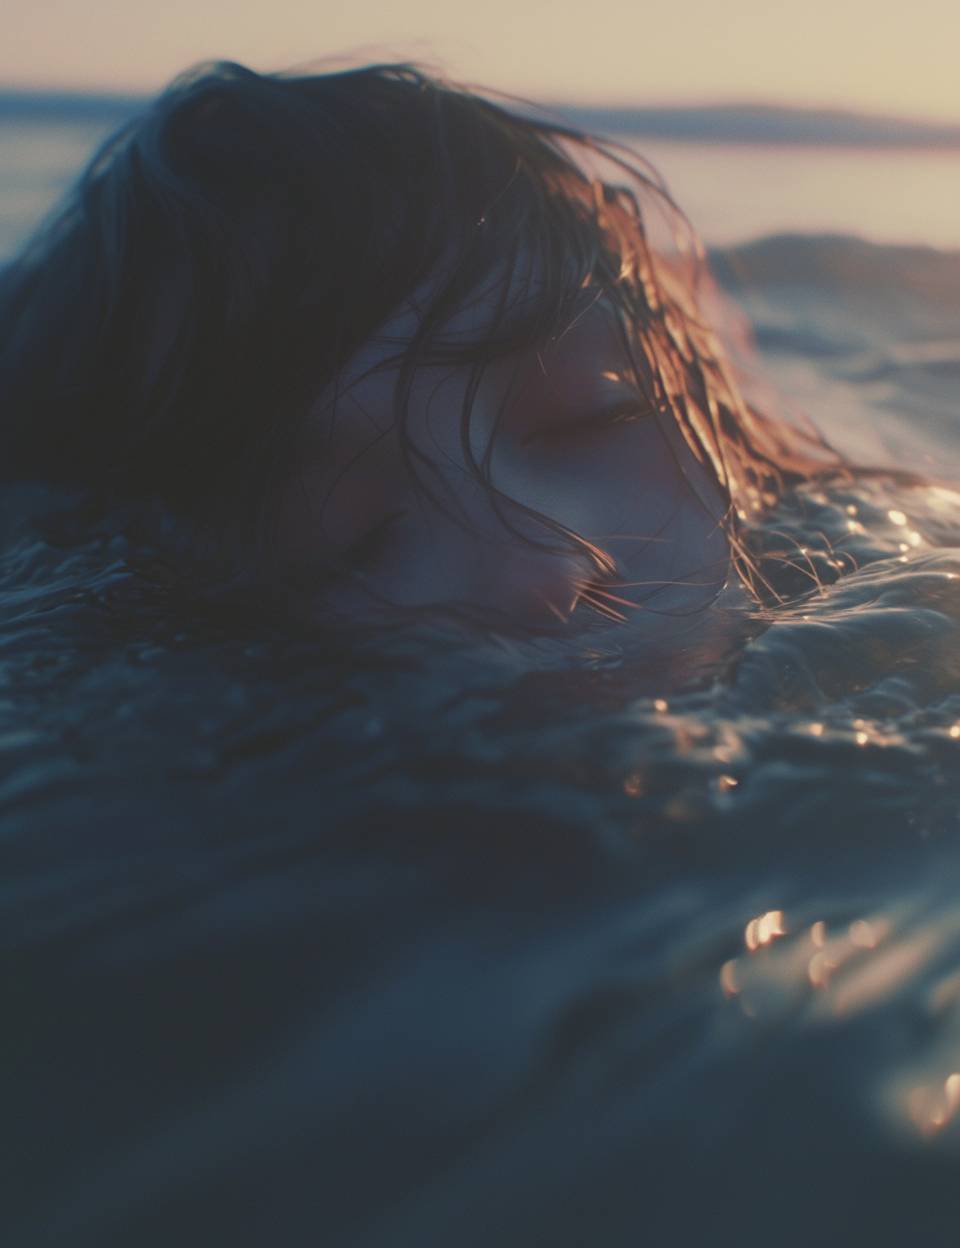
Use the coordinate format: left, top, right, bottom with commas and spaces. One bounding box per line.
5, 117, 960, 1247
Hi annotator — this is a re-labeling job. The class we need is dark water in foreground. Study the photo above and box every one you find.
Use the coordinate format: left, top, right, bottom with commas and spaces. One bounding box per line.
6, 122, 960, 1244
5, 239, 960, 1245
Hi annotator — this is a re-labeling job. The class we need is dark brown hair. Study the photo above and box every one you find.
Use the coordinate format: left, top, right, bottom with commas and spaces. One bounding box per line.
0, 60, 836, 603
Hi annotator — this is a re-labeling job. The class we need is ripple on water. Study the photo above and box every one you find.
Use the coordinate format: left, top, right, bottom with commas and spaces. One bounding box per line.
5, 473, 960, 1244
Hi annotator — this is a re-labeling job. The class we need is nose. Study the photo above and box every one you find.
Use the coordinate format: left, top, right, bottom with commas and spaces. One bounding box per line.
483, 546, 592, 625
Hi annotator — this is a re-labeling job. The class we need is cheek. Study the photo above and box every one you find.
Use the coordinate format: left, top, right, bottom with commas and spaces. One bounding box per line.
488, 415, 731, 606
272, 439, 411, 574
494, 418, 717, 540
343, 507, 589, 622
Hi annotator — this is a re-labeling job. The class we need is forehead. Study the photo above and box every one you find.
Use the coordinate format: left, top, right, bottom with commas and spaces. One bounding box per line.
328, 268, 628, 417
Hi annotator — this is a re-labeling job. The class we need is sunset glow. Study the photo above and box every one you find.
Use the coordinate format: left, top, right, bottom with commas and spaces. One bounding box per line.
3, 0, 960, 122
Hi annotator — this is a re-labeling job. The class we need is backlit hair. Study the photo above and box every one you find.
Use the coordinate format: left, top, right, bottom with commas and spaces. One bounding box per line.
0, 60, 838, 606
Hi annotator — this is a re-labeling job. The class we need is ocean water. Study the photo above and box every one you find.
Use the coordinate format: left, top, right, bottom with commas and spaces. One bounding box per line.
5, 119, 960, 1246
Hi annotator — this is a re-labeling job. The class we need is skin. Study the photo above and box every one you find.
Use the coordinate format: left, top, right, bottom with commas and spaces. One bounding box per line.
274, 282, 738, 637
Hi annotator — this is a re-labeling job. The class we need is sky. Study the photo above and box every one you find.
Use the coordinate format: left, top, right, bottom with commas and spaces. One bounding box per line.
3, 0, 960, 121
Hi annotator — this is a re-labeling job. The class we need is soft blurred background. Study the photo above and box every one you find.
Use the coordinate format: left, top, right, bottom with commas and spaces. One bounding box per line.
2, 0, 960, 256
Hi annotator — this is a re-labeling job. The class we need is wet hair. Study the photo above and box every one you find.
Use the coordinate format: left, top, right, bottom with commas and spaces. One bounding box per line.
0, 60, 836, 606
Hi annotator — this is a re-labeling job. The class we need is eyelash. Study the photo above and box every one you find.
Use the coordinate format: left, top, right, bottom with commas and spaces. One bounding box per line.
523, 401, 657, 445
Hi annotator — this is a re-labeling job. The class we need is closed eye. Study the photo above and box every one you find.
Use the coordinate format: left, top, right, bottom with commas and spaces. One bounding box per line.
521, 400, 659, 445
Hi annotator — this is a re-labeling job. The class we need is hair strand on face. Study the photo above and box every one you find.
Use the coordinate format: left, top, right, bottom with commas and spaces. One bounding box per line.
0, 58, 848, 626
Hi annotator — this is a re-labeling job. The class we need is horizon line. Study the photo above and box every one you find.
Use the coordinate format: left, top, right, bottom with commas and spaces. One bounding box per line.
2, 85, 960, 149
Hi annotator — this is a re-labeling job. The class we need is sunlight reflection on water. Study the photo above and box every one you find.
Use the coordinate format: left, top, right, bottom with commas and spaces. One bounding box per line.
6, 118, 960, 1248
635, 139, 960, 249
719, 894, 960, 1150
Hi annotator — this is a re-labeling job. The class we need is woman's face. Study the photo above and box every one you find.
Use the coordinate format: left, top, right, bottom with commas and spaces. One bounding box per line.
276, 286, 734, 634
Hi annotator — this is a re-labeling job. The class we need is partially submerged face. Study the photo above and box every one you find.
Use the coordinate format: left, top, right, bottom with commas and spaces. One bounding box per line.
0, 61, 772, 643
274, 279, 734, 634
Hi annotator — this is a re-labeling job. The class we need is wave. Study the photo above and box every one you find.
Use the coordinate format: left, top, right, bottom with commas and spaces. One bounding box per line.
713, 233, 960, 310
